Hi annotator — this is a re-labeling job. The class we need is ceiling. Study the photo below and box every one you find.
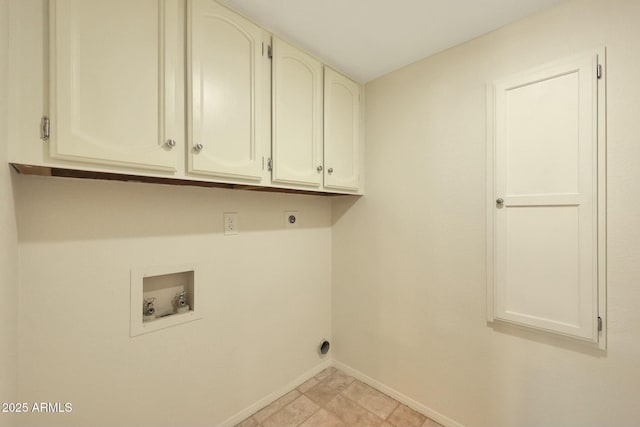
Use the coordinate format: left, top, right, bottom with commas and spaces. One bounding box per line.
218, 0, 566, 83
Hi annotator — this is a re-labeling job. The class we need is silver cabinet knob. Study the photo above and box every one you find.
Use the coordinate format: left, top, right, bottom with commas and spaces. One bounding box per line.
317, 165, 323, 172
496, 198, 504, 205
328, 168, 334, 174
194, 143, 204, 152
165, 139, 176, 148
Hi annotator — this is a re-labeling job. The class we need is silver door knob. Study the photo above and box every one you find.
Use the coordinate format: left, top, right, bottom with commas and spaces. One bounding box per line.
496, 198, 504, 205
328, 168, 334, 174
165, 139, 176, 148
194, 143, 204, 152
317, 165, 323, 172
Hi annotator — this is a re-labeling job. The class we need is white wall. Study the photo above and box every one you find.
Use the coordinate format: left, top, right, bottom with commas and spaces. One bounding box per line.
332, 0, 640, 426
0, 0, 19, 425
15, 176, 332, 426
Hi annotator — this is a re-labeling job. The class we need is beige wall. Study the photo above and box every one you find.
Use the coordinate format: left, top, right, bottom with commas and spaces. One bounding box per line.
333, 0, 640, 426
15, 175, 332, 426
0, 0, 19, 425
8, 0, 640, 426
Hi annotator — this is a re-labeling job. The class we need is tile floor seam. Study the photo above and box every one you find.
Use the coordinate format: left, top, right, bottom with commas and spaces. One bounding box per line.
341, 379, 401, 421
322, 380, 391, 425
382, 399, 401, 421
297, 406, 322, 427
236, 368, 442, 427
311, 375, 396, 425
308, 390, 377, 426
334, 387, 389, 425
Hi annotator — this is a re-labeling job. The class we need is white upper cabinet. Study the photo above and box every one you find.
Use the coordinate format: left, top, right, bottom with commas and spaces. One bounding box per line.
187, 0, 267, 182
487, 50, 606, 347
271, 37, 323, 187
324, 68, 361, 191
49, 0, 180, 172
10, 0, 363, 194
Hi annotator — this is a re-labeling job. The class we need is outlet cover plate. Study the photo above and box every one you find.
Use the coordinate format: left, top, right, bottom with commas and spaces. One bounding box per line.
224, 212, 239, 235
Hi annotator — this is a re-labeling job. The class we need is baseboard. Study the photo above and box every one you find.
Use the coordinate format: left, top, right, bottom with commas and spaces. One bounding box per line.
332, 360, 465, 427
218, 359, 333, 427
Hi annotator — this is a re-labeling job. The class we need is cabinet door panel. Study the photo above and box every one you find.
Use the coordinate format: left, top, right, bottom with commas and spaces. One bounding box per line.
489, 52, 603, 343
324, 68, 360, 191
272, 37, 323, 187
50, 0, 179, 172
188, 0, 264, 181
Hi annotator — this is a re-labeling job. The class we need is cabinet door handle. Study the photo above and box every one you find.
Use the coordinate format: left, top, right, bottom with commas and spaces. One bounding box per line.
328, 168, 334, 174
496, 198, 504, 205
165, 139, 176, 148
194, 143, 204, 152
317, 165, 323, 172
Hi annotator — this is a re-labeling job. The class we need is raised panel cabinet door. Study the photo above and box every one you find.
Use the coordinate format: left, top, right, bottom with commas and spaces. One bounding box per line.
272, 37, 323, 187
324, 67, 361, 191
488, 51, 606, 344
49, 0, 180, 172
188, 0, 265, 181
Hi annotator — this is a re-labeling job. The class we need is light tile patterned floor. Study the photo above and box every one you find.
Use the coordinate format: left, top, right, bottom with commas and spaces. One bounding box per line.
236, 367, 443, 427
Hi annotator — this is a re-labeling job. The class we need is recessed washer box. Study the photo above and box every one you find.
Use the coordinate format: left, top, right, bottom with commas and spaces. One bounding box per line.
130, 263, 201, 337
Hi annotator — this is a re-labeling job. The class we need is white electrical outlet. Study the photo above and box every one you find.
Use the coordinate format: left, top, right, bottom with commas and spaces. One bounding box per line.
284, 211, 299, 228
223, 212, 239, 235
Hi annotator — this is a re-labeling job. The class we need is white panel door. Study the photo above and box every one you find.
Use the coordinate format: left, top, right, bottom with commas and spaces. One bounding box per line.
188, 0, 265, 181
324, 67, 361, 191
272, 37, 323, 187
49, 0, 180, 172
488, 52, 605, 344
